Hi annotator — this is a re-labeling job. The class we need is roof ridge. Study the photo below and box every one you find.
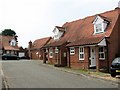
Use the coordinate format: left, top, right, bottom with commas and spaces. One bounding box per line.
34, 37, 51, 42
63, 8, 117, 26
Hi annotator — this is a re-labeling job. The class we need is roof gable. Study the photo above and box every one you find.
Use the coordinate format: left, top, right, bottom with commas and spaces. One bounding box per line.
31, 37, 51, 50
93, 15, 104, 24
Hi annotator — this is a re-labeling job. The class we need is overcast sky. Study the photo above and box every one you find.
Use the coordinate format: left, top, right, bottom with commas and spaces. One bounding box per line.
0, 0, 120, 48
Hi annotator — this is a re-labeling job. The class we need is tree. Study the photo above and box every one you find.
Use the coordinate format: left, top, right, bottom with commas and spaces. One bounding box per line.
1, 29, 16, 36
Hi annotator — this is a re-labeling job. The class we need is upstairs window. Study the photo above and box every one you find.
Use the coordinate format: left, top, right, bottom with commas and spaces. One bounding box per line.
10, 39, 16, 46
93, 15, 109, 34
70, 47, 75, 55
95, 23, 102, 33
53, 26, 65, 40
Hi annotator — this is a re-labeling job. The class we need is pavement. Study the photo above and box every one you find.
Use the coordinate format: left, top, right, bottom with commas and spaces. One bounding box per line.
40, 61, 120, 84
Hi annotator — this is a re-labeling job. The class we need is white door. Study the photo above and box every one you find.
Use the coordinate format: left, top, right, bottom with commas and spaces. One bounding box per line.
90, 47, 96, 67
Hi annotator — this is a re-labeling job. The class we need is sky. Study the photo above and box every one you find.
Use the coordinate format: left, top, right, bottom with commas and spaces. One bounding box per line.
0, 0, 120, 48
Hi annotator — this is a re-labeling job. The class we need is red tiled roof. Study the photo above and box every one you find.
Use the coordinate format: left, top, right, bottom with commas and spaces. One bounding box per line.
66, 36, 104, 47
0, 35, 20, 51
44, 40, 67, 47
4, 46, 19, 51
46, 8, 119, 47
0, 41, 3, 49
30, 37, 51, 50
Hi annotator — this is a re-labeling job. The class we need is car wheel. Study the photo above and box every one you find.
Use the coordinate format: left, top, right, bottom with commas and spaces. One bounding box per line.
111, 74, 116, 77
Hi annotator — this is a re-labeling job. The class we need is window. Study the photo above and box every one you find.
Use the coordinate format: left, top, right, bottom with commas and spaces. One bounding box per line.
10, 40, 16, 46
11, 51, 14, 55
79, 47, 84, 60
99, 47, 105, 59
55, 47, 59, 53
6, 51, 10, 54
70, 47, 75, 55
95, 24, 102, 33
45, 48, 48, 53
49, 48, 53, 58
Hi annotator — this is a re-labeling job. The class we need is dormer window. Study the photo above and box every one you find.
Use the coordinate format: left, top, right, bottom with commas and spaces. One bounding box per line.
53, 26, 65, 40
10, 39, 16, 46
93, 15, 109, 34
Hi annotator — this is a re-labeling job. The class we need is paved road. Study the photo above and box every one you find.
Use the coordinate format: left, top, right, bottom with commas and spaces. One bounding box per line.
0, 61, 2, 89
2, 60, 119, 88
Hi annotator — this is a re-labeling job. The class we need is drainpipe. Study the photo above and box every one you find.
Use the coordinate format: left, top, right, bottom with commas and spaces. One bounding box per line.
67, 48, 70, 68
58, 47, 60, 65
105, 37, 110, 73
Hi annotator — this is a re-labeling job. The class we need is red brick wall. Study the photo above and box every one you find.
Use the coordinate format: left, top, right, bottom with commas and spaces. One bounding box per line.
108, 12, 120, 68
47, 48, 57, 64
30, 50, 43, 60
30, 50, 39, 60
118, 10, 120, 56
68, 47, 89, 69
60, 43, 67, 66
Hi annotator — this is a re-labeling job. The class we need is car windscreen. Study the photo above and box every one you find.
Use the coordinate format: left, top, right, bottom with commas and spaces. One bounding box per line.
112, 57, 120, 64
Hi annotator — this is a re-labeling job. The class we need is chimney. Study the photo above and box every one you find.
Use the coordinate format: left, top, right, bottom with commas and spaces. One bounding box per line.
29, 40, 32, 48
118, 1, 120, 8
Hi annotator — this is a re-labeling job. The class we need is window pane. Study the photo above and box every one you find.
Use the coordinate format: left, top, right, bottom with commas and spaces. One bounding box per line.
70, 47, 75, 55
81, 54, 84, 58
99, 47, 104, 52
101, 53, 104, 58
96, 24, 102, 33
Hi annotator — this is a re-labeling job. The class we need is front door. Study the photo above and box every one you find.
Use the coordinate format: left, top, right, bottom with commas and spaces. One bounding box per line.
90, 47, 96, 67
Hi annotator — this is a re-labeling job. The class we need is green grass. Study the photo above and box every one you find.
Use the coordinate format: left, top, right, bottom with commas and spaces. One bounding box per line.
62, 67, 110, 77
44, 63, 110, 77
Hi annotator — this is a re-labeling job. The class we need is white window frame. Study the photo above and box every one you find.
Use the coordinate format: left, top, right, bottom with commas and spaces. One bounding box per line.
55, 47, 59, 53
99, 46, 105, 60
70, 47, 75, 55
10, 39, 16, 46
95, 23, 103, 34
6, 51, 10, 54
49, 48, 53, 58
79, 47, 84, 60
45, 48, 48, 53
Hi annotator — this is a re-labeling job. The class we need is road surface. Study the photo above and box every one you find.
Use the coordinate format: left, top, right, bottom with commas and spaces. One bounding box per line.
2, 60, 119, 89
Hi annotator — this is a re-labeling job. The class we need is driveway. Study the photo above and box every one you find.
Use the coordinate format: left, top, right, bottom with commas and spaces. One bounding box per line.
2, 60, 119, 88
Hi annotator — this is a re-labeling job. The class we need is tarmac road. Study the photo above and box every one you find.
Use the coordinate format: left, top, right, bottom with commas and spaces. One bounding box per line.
2, 60, 119, 89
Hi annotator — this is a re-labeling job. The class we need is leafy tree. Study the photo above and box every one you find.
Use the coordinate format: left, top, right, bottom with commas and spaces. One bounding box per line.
1, 29, 16, 36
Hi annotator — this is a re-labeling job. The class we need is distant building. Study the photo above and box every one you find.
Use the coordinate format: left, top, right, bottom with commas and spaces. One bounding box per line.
28, 37, 51, 60
0, 35, 20, 55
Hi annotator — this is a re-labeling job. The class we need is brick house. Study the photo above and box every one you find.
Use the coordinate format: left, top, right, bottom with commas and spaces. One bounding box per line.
43, 7, 120, 71
0, 35, 20, 55
28, 37, 51, 60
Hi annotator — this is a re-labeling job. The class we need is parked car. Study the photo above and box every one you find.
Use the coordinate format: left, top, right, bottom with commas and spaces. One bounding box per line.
2, 54, 20, 60
110, 57, 120, 77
